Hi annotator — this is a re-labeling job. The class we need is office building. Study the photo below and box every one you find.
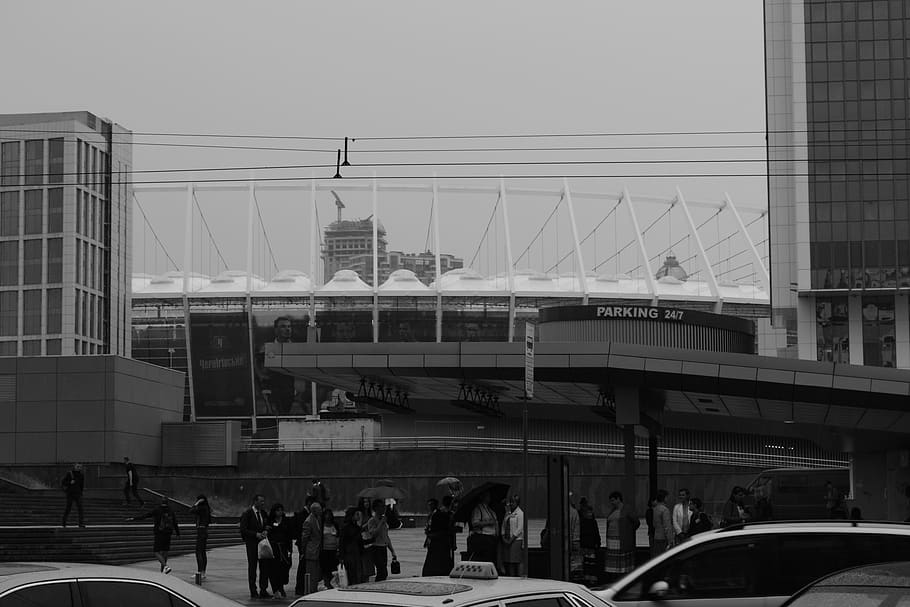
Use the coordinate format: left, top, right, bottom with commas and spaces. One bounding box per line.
765, 0, 909, 366
0, 111, 133, 356
388, 250, 463, 285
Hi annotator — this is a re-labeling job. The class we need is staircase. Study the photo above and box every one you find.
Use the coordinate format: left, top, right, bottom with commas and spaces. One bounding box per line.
0, 484, 242, 565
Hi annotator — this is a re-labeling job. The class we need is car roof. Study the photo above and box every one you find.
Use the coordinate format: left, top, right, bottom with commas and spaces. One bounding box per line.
293, 576, 603, 607
0, 562, 242, 606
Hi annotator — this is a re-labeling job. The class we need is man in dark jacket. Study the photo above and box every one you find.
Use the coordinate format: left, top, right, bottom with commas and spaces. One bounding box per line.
61, 463, 85, 528
128, 496, 180, 573
123, 457, 144, 506
240, 494, 271, 599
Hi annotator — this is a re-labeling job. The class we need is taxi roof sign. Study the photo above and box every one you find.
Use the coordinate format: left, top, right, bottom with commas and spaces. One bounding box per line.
450, 561, 498, 580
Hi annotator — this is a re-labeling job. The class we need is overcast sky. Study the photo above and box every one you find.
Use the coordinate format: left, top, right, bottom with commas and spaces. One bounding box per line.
2, 0, 769, 283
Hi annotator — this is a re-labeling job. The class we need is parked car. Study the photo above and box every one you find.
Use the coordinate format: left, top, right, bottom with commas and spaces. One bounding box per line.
746, 467, 851, 520
595, 520, 910, 606
781, 561, 910, 607
291, 560, 614, 607
0, 562, 244, 607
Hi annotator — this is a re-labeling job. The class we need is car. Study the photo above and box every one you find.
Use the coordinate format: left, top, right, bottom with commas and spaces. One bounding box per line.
595, 520, 910, 607
781, 561, 910, 607
0, 562, 245, 607
290, 561, 615, 607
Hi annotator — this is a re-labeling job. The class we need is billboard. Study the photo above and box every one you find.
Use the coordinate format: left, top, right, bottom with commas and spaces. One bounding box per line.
190, 311, 254, 417
251, 311, 314, 416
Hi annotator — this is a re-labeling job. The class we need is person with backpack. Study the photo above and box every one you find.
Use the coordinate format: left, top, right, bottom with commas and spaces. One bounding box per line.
128, 496, 180, 574
61, 463, 85, 528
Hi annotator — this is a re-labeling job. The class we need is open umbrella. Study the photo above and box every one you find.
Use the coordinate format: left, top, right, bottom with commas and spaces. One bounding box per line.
451, 481, 510, 523
436, 476, 463, 495
357, 483, 406, 501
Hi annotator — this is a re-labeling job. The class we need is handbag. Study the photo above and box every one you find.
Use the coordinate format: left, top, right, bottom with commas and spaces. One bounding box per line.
257, 538, 274, 560
390, 557, 401, 575
336, 564, 349, 588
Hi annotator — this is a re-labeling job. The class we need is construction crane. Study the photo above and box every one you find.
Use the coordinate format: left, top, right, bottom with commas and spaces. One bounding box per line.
330, 190, 345, 223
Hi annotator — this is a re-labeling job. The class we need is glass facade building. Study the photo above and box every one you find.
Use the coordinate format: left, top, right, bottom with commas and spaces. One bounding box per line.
0, 112, 132, 356
766, 0, 910, 367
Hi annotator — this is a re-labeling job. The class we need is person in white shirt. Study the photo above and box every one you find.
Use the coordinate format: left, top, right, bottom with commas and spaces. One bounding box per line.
671, 488, 691, 545
500, 495, 524, 576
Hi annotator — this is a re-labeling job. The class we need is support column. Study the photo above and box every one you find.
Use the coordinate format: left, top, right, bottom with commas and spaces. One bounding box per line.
649, 431, 659, 505
624, 425, 637, 511
546, 455, 569, 581
615, 385, 640, 510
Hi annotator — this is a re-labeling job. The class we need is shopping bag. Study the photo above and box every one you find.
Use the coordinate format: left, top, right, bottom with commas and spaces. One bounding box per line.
257, 538, 274, 560
390, 557, 401, 575
336, 564, 349, 588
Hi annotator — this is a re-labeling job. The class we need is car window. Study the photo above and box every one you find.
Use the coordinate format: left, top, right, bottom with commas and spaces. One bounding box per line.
79, 581, 175, 607
614, 538, 767, 601
849, 534, 910, 568
788, 587, 910, 607
0, 582, 75, 607
769, 534, 851, 596
505, 597, 573, 607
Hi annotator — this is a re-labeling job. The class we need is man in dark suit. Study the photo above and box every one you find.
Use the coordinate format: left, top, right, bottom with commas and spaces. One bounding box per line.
240, 494, 270, 599
123, 457, 144, 506
61, 463, 85, 528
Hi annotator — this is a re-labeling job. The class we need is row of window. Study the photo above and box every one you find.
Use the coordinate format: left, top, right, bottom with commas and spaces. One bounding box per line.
816, 295, 896, 366
77, 189, 105, 241
811, 239, 910, 288
808, 0, 904, 23
0, 289, 62, 337
75, 238, 104, 290
75, 288, 104, 340
0, 338, 62, 356
0, 189, 65, 235
75, 138, 110, 194
0, 139, 65, 187
0, 239, 64, 286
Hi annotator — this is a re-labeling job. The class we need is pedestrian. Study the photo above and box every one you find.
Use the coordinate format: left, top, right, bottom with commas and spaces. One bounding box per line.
651, 489, 672, 557
603, 491, 639, 580
267, 503, 293, 598
122, 457, 144, 506
687, 497, 713, 536
578, 499, 601, 584
61, 463, 85, 528
645, 496, 656, 552
671, 488, 690, 544
308, 479, 330, 507
364, 499, 397, 581
190, 494, 211, 581
468, 491, 499, 563
825, 481, 846, 519
239, 494, 271, 600
338, 507, 365, 585
500, 495, 524, 577
128, 496, 179, 574
720, 486, 750, 527
568, 493, 582, 579
296, 501, 322, 595
441, 494, 457, 562
320, 509, 340, 589
423, 498, 453, 576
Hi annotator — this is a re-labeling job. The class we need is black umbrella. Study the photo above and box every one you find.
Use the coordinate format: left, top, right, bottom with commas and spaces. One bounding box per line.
451, 481, 510, 523
357, 484, 406, 501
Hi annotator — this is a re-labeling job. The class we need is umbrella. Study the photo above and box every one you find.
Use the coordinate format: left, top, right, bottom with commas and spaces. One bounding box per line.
357, 484, 406, 501
436, 476, 463, 495
452, 481, 510, 523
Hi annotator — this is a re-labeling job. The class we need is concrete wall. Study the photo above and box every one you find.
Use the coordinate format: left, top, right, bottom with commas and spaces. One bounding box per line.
0, 356, 184, 466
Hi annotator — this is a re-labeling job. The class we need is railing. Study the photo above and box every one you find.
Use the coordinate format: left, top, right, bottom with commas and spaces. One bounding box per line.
239, 435, 848, 469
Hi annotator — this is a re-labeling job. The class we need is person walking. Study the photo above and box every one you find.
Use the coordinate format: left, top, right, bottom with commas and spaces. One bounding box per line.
267, 503, 293, 598
651, 489, 672, 557
128, 496, 180, 574
423, 498, 453, 576
468, 491, 499, 563
122, 457, 144, 506
61, 463, 85, 528
578, 498, 601, 584
671, 488, 691, 545
364, 499, 397, 581
720, 486, 751, 527
688, 497, 713, 536
320, 509, 340, 590
296, 501, 322, 595
500, 495, 524, 577
190, 494, 211, 581
338, 507, 364, 585
603, 491, 640, 581
239, 494, 271, 600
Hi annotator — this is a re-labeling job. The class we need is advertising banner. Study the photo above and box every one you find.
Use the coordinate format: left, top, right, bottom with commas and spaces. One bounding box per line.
251, 310, 314, 416
190, 311, 254, 417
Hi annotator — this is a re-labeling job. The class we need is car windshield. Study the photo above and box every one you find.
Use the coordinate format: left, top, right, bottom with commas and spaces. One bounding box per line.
789, 587, 910, 607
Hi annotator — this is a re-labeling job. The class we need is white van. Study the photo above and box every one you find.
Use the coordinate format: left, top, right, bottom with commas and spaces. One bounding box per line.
747, 467, 850, 519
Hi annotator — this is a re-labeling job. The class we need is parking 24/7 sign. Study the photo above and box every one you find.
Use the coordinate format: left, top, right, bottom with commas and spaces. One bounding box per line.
525, 323, 534, 399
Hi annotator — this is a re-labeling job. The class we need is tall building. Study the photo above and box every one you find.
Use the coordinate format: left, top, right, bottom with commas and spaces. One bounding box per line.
765, 0, 909, 367
388, 250, 463, 284
0, 112, 133, 356
321, 217, 389, 285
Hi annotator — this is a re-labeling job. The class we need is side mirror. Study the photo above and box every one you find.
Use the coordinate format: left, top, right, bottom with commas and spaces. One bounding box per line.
648, 580, 669, 598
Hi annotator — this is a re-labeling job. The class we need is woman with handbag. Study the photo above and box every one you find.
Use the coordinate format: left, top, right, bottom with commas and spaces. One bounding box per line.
338, 507, 364, 585
267, 503, 293, 598
364, 499, 398, 581
320, 509, 341, 589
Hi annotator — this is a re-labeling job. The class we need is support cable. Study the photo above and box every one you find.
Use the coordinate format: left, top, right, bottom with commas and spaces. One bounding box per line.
514, 193, 564, 267
252, 190, 280, 273
469, 192, 502, 269
132, 193, 179, 270
192, 191, 228, 271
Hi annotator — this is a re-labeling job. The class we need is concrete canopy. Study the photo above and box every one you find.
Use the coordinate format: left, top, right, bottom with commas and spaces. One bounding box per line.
265, 342, 910, 437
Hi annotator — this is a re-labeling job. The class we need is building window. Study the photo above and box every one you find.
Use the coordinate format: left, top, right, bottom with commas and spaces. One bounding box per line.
22, 290, 41, 335
0, 292, 17, 336
24, 189, 43, 234
0, 241, 18, 286
0, 191, 19, 236
24, 140, 43, 186
1, 141, 20, 187
816, 297, 850, 363
74, 290, 81, 335
48, 138, 64, 184
89, 293, 96, 338
46, 338, 61, 355
23, 239, 43, 284
46, 288, 62, 333
0, 341, 15, 356
76, 139, 82, 185
48, 188, 63, 232
22, 340, 41, 356
863, 295, 895, 367
47, 238, 63, 283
